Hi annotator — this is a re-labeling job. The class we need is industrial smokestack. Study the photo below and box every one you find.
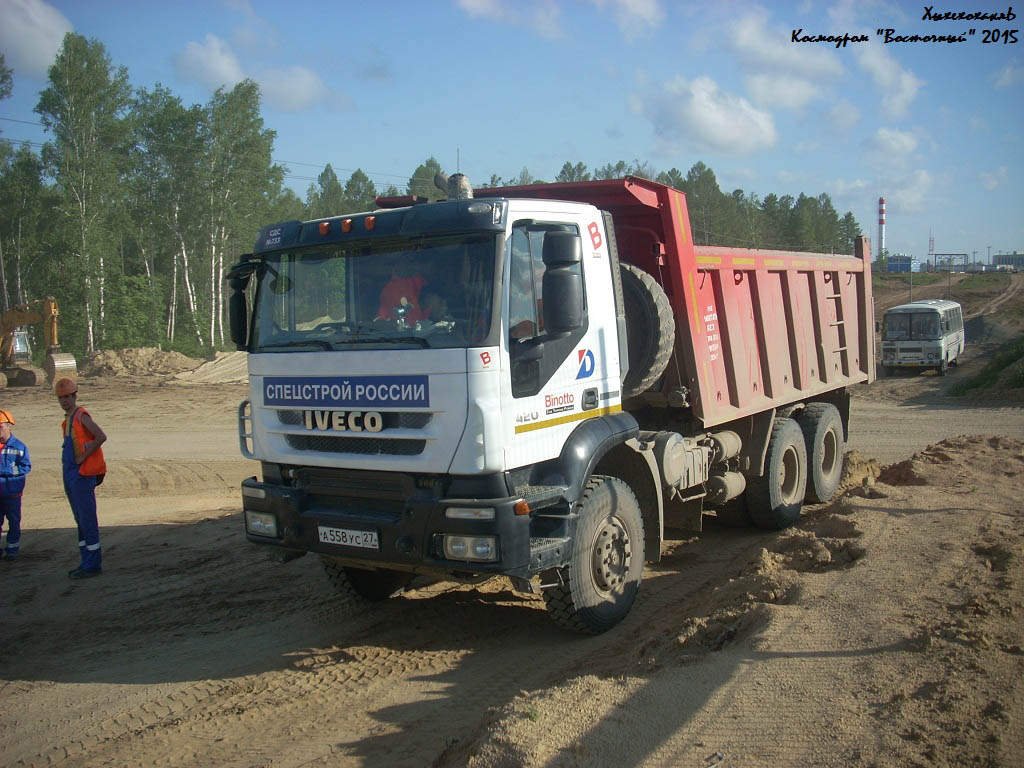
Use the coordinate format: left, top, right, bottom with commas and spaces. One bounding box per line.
878, 197, 886, 259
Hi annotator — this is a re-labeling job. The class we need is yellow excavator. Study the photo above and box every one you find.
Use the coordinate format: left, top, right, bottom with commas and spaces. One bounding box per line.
0, 296, 78, 387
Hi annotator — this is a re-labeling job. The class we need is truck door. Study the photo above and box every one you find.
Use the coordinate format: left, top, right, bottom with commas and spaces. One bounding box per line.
501, 214, 621, 470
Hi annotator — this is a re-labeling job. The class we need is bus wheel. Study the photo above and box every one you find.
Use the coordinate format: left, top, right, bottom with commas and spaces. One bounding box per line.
938, 357, 948, 375
542, 476, 644, 634
798, 403, 845, 504
747, 418, 807, 530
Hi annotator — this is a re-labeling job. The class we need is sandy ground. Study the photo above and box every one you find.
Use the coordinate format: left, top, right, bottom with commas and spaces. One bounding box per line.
1, 276, 1023, 768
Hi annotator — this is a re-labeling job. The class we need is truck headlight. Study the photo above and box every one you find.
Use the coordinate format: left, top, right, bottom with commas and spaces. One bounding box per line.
245, 511, 279, 537
442, 535, 498, 562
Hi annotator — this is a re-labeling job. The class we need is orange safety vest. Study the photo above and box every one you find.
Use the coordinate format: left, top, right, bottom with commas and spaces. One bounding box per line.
62, 407, 107, 476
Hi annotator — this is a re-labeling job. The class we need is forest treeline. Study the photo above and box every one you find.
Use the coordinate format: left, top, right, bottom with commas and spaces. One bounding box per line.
0, 34, 862, 361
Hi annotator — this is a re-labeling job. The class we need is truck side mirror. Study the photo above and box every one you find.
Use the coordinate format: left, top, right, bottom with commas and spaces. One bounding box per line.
229, 286, 248, 349
541, 231, 584, 335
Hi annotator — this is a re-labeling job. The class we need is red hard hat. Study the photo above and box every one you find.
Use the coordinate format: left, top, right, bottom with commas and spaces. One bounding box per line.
54, 377, 78, 397
0, 409, 14, 425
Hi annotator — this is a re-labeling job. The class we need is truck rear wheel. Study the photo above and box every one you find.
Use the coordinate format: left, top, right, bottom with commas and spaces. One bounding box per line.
543, 476, 645, 634
798, 403, 844, 503
321, 556, 412, 605
746, 417, 807, 529
620, 262, 675, 399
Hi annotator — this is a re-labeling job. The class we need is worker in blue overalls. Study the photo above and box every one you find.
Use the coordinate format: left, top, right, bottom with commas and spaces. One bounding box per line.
0, 408, 31, 560
55, 377, 107, 578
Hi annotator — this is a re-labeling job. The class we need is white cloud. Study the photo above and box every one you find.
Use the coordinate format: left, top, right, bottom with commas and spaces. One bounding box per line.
0, 0, 73, 78
856, 44, 924, 118
174, 34, 245, 91
980, 167, 1008, 190
993, 61, 1024, 88
866, 127, 918, 155
747, 74, 820, 109
258, 66, 337, 112
827, 99, 861, 134
587, 0, 664, 41
885, 169, 931, 214
830, 178, 870, 196
642, 75, 776, 154
732, 10, 842, 79
456, 0, 561, 39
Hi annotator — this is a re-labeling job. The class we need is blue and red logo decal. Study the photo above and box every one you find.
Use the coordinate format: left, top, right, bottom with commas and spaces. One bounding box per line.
576, 349, 596, 379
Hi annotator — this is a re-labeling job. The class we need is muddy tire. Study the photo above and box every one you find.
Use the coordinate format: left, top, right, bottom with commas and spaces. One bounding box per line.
797, 403, 845, 504
321, 556, 412, 605
938, 357, 948, 376
746, 417, 807, 530
620, 262, 675, 399
543, 476, 644, 634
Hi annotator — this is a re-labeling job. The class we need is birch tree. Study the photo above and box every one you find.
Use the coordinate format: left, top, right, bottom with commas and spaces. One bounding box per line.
35, 33, 131, 354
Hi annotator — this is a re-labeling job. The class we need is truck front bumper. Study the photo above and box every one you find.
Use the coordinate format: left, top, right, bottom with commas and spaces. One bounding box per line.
240, 476, 545, 579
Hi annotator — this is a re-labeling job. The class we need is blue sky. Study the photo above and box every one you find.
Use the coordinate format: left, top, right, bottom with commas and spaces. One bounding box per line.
1, 0, 1022, 262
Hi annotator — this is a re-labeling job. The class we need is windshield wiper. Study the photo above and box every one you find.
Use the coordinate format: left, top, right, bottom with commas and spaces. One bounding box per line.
259, 339, 334, 350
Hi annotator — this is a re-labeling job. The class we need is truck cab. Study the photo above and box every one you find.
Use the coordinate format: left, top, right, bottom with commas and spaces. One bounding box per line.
230, 193, 656, 632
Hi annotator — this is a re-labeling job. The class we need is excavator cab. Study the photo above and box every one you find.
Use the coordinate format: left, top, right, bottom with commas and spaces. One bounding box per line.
11, 330, 32, 364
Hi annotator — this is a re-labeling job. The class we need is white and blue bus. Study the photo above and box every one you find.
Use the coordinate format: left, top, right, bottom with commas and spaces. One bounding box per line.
881, 299, 964, 376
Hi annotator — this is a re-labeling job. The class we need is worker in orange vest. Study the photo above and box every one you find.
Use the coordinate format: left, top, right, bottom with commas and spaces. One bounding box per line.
55, 378, 107, 578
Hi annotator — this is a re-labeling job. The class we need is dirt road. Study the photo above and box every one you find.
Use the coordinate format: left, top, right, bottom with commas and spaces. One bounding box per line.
1, 329, 1023, 766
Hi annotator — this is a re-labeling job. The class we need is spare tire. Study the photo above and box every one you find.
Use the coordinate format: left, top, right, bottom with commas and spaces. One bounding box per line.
620, 262, 675, 399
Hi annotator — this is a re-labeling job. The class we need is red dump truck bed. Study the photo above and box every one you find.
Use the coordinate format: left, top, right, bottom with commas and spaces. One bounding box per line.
479, 176, 875, 429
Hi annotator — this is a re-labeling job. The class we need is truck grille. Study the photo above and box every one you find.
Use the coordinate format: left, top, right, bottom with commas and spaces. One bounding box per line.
284, 434, 426, 455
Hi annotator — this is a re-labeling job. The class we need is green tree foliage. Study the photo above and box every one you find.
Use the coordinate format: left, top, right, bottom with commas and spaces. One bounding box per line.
555, 161, 590, 183
343, 169, 376, 213
407, 156, 444, 200
594, 160, 629, 180
306, 163, 345, 218
0, 145, 53, 312
0, 54, 11, 101
655, 168, 685, 190
35, 33, 133, 354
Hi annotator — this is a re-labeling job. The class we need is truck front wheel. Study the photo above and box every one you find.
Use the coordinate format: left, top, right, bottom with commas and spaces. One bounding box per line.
543, 476, 645, 634
798, 403, 845, 504
746, 417, 807, 529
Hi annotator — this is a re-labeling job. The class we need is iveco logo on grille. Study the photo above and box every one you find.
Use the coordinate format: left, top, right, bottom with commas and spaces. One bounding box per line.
303, 410, 384, 433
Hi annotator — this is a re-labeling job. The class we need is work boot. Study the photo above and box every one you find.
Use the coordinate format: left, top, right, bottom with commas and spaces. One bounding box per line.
68, 567, 102, 579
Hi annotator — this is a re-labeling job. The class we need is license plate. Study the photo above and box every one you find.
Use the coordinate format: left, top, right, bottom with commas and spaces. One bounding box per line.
317, 525, 379, 550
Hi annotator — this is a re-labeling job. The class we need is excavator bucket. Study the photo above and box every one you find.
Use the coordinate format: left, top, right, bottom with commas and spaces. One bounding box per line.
44, 352, 77, 383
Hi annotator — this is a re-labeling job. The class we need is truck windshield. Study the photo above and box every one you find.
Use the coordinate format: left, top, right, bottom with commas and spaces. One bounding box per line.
883, 311, 941, 341
250, 233, 496, 351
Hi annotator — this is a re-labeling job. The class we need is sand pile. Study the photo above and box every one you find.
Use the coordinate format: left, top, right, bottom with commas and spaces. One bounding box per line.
81, 347, 204, 377
174, 351, 248, 383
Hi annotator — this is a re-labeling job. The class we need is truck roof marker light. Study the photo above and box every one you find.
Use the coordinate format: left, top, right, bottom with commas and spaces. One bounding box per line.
365, 216, 376, 231
342, 218, 353, 233
318, 221, 330, 236
514, 499, 530, 515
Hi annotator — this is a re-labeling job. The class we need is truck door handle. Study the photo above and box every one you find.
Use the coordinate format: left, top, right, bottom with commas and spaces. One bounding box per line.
582, 388, 598, 410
